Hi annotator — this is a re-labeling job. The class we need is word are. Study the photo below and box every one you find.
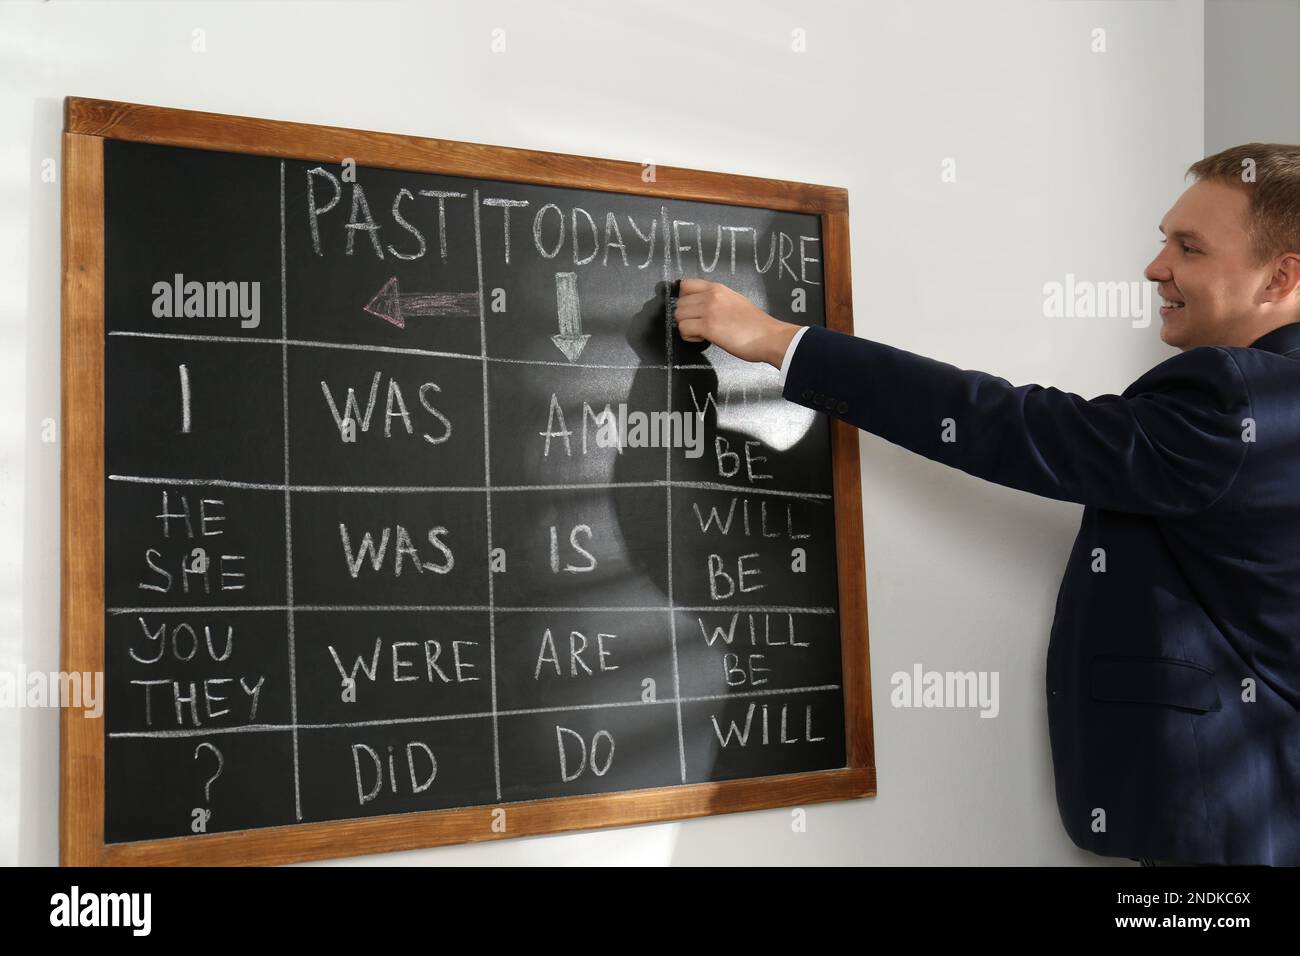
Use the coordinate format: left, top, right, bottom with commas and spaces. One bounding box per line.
535, 628, 618, 679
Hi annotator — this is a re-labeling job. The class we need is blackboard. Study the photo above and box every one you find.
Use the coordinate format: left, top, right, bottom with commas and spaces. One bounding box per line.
61, 98, 874, 865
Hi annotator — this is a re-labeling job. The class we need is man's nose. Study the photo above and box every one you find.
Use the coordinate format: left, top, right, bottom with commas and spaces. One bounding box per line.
1144, 253, 1171, 283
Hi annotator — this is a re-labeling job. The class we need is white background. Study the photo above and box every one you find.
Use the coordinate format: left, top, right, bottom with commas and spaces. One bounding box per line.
1, 0, 1292, 866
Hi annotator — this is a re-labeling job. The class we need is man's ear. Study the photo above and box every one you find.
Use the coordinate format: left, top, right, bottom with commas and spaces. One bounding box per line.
1265, 252, 1300, 302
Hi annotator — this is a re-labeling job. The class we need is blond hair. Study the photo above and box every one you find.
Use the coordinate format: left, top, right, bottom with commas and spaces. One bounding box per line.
1187, 144, 1300, 266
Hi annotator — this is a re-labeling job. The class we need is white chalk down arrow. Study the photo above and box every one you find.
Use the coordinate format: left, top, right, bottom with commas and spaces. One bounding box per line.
551, 272, 590, 362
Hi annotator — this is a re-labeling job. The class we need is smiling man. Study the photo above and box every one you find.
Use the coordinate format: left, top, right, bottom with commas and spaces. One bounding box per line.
673, 143, 1300, 867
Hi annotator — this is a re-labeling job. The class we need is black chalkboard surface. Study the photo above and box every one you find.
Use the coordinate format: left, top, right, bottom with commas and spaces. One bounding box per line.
63, 99, 872, 864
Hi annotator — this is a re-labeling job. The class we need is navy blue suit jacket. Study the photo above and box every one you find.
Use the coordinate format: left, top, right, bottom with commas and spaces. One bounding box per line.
782, 321, 1300, 865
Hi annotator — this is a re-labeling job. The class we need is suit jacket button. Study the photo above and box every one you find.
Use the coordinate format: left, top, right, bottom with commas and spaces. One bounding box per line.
801, 388, 812, 401
814, 392, 825, 405
837, 400, 848, 414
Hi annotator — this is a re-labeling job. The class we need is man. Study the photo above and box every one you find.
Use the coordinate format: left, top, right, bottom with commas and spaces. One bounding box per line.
673, 143, 1300, 866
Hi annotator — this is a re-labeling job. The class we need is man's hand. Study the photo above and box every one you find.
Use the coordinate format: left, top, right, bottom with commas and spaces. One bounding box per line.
674, 278, 800, 369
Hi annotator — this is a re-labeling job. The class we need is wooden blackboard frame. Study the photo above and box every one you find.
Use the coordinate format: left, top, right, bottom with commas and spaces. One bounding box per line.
60, 96, 875, 866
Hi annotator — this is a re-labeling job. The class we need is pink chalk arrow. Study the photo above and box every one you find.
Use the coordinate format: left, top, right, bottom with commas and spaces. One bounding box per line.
363, 277, 480, 329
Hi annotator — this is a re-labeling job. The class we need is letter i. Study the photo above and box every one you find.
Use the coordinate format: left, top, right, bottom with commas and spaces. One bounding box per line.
179, 364, 191, 433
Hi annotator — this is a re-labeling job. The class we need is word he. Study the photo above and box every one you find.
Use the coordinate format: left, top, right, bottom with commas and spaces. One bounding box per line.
137, 493, 246, 595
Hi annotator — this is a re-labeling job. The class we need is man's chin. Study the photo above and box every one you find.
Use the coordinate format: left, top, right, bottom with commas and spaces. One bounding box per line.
1159, 318, 1192, 349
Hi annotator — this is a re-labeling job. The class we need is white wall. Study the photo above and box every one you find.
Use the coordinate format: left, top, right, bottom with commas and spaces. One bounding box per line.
1205, 0, 1300, 152
0, 0, 1208, 866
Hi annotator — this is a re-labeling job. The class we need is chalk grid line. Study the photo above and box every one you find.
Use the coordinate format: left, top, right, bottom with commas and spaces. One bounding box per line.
662, 204, 687, 783
106, 682, 845, 739
106, 473, 833, 502
108, 603, 837, 615
107, 328, 753, 374
280, 160, 304, 821
472, 187, 504, 803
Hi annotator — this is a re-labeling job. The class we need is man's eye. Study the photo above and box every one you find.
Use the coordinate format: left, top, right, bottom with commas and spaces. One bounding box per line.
1182, 243, 1198, 254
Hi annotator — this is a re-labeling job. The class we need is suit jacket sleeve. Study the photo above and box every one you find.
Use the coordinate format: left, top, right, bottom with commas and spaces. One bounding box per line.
781, 325, 1253, 515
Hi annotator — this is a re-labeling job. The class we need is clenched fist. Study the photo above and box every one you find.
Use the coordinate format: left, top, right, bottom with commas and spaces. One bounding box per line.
673, 278, 801, 369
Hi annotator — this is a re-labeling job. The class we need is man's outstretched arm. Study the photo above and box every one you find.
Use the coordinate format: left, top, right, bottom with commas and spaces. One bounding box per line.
673, 278, 1252, 516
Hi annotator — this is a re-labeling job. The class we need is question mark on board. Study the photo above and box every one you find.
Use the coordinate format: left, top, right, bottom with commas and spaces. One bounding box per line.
195, 741, 223, 802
